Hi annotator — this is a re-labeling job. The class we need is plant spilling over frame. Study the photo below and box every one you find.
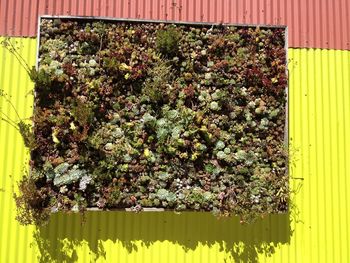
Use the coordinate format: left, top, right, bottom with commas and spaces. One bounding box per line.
13, 18, 288, 224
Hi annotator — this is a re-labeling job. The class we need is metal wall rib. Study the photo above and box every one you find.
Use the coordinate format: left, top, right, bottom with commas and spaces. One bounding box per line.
1, 39, 350, 262
0, 0, 350, 50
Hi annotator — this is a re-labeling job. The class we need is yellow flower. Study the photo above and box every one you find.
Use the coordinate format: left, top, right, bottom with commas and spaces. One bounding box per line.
144, 148, 150, 157
195, 142, 202, 149
179, 152, 188, 159
124, 73, 130, 80
199, 126, 207, 132
70, 122, 76, 130
52, 129, 60, 144
191, 152, 199, 161
119, 63, 131, 71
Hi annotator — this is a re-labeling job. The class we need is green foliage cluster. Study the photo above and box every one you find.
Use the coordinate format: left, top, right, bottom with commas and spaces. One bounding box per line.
156, 26, 181, 56
14, 171, 51, 225
142, 59, 173, 102
71, 100, 94, 126
18, 121, 35, 148
28, 66, 52, 87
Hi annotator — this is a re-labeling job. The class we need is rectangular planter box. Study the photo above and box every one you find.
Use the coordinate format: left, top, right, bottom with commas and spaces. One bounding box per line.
20, 15, 289, 223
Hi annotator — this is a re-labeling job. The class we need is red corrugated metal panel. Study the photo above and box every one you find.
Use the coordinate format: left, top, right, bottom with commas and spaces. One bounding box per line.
0, 0, 349, 50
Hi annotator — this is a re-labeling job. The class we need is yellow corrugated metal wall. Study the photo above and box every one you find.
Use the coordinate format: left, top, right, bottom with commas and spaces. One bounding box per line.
0, 38, 349, 262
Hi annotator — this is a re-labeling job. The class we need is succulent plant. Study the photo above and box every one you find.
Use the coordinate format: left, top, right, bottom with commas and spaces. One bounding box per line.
53, 164, 87, 186
209, 101, 220, 111
216, 151, 227, 160
156, 26, 181, 56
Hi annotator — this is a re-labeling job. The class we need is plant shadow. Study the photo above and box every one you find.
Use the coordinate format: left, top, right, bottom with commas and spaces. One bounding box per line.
35, 211, 291, 262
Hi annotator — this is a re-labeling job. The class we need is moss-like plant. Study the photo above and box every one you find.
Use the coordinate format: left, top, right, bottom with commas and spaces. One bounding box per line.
28, 66, 52, 87
156, 26, 180, 56
18, 121, 35, 149
14, 171, 51, 225
142, 59, 173, 102
71, 100, 94, 126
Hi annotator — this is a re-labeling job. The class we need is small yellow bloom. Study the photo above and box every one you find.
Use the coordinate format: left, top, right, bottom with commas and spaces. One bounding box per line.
191, 152, 199, 161
191, 51, 197, 59
126, 122, 134, 127
70, 122, 76, 130
179, 152, 188, 159
195, 142, 202, 149
144, 148, 150, 157
52, 129, 60, 144
119, 63, 131, 71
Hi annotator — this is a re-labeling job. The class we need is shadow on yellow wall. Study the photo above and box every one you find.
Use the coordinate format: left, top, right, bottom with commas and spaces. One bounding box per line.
36, 211, 291, 262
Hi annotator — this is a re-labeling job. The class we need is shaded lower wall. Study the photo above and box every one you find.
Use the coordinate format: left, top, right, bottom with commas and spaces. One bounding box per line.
36, 212, 290, 262
0, 38, 349, 262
